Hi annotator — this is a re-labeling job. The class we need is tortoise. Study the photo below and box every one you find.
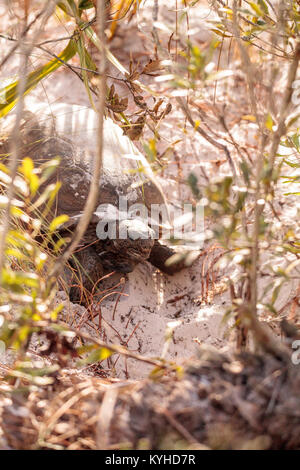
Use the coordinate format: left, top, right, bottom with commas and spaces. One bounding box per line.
0, 103, 187, 301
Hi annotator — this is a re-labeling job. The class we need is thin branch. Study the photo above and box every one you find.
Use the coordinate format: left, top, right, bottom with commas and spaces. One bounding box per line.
0, 6, 51, 69
231, 0, 261, 129
34, 320, 171, 369
0, 2, 57, 275
176, 96, 237, 179
48, 0, 107, 281
250, 37, 300, 327
269, 41, 300, 169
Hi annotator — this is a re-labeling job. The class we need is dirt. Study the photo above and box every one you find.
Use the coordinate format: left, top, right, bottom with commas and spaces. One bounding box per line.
2, 346, 300, 450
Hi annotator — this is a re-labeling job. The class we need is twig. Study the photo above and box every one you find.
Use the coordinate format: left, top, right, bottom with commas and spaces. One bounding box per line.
35, 320, 172, 369
176, 96, 237, 179
48, 1, 107, 281
0, 2, 56, 274
269, 41, 300, 169
231, 0, 261, 129
158, 407, 200, 446
0, 7, 51, 69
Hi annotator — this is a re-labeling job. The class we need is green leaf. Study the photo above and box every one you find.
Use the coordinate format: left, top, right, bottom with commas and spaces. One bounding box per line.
78, 347, 113, 366
39, 158, 61, 184
79, 0, 94, 9
264, 303, 277, 315
31, 182, 61, 211
1, 268, 39, 290
49, 214, 70, 232
57, 0, 79, 17
271, 282, 283, 305
0, 40, 77, 119
265, 113, 273, 131
50, 304, 64, 321
20, 156, 34, 179
20, 157, 40, 195
257, 0, 268, 13
53, 237, 67, 253
283, 158, 300, 168
5, 248, 27, 261
10, 206, 30, 223
188, 172, 201, 198
249, 2, 264, 16
211, 28, 232, 38
13, 325, 31, 348
76, 36, 96, 110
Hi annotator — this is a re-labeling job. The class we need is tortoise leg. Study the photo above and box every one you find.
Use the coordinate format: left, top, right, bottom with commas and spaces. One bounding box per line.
148, 241, 188, 275
69, 245, 104, 303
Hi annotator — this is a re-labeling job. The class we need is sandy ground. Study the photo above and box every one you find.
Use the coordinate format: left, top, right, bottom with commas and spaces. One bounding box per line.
0, 1, 299, 379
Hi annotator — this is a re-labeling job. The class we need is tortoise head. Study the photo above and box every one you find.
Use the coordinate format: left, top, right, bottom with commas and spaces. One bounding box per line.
98, 219, 155, 273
